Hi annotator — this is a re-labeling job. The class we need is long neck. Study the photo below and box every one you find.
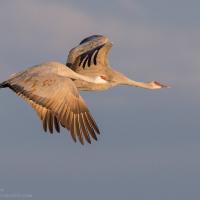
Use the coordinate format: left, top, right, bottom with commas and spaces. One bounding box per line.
112, 69, 166, 90
112, 70, 155, 89
122, 78, 154, 89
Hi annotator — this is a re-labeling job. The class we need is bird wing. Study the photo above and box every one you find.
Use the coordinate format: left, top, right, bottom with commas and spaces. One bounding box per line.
7, 73, 100, 144
66, 35, 113, 74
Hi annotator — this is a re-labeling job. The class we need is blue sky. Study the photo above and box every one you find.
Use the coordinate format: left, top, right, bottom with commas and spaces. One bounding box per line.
0, 1, 200, 200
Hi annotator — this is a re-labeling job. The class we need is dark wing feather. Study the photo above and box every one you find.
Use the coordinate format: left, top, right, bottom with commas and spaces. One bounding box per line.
78, 44, 105, 69
66, 35, 112, 73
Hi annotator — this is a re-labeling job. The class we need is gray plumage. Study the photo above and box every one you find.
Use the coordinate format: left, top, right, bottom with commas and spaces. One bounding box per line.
0, 35, 168, 144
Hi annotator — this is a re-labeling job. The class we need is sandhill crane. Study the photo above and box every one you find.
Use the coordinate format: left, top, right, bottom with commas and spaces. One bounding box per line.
0, 35, 168, 144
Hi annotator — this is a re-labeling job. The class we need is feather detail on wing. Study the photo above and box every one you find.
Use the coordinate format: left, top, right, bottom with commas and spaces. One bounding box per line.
66, 35, 113, 72
6, 73, 100, 145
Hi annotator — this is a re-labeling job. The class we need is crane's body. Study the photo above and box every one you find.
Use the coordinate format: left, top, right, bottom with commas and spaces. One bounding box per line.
0, 35, 168, 144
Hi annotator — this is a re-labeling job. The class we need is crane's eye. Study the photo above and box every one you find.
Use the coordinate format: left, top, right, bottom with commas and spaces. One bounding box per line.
100, 75, 107, 80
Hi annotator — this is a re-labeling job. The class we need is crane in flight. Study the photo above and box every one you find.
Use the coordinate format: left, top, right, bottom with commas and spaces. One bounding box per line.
0, 35, 168, 144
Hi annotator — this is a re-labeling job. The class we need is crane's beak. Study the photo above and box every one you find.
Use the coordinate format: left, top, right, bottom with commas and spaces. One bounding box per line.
153, 81, 170, 89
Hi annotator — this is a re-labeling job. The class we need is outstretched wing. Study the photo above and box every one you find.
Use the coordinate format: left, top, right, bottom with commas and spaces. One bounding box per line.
6, 73, 100, 144
66, 35, 113, 73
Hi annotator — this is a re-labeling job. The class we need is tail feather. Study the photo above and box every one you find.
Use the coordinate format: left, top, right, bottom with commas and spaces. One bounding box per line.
0, 81, 9, 88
